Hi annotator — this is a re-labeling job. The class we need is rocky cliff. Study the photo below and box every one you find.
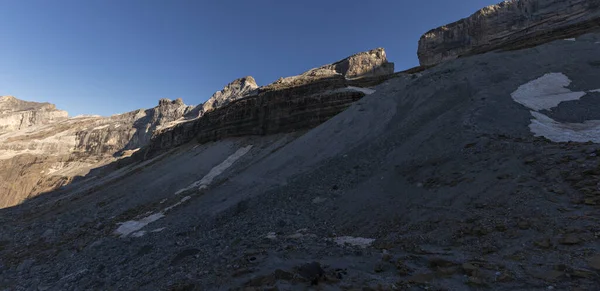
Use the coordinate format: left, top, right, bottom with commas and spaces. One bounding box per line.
200, 76, 259, 114
138, 48, 394, 159
417, 0, 600, 66
0, 96, 68, 134
0, 98, 193, 208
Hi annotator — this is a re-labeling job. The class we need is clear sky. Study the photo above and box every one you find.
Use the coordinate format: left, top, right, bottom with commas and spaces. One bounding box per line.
0, 0, 500, 116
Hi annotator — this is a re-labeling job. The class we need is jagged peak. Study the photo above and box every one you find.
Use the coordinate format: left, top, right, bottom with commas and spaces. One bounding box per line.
158, 98, 186, 107
203, 76, 259, 113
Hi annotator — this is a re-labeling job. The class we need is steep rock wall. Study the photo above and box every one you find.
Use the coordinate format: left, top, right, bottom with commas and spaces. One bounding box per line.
417, 0, 600, 66
0, 98, 193, 208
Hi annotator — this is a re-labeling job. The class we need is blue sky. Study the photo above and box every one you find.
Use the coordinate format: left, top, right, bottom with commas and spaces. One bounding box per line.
0, 0, 499, 116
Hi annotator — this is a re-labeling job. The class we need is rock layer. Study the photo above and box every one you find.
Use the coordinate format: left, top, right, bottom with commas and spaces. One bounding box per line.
417, 0, 600, 66
0, 98, 193, 208
138, 49, 395, 159
0, 96, 68, 134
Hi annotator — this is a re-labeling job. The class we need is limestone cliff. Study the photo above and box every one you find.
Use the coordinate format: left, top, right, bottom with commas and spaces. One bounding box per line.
0, 96, 68, 134
0, 98, 193, 208
417, 0, 600, 66
139, 48, 395, 158
201, 76, 259, 114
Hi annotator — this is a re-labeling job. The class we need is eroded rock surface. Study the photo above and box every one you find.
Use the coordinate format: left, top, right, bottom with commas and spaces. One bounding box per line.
141, 48, 394, 158
0, 98, 193, 208
417, 0, 600, 66
0, 96, 68, 134
201, 76, 259, 114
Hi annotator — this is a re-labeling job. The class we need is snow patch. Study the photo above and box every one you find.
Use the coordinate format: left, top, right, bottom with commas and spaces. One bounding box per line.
564, 38, 576, 41
529, 112, 600, 143
164, 196, 191, 212
116, 145, 253, 238
347, 86, 376, 95
589, 89, 600, 93
114, 213, 165, 237
511, 73, 600, 143
511, 73, 586, 111
175, 145, 253, 194
333, 236, 375, 248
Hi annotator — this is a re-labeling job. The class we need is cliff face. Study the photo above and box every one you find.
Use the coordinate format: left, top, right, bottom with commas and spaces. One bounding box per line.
0, 96, 68, 134
201, 76, 259, 114
0, 98, 193, 208
417, 0, 600, 66
139, 49, 394, 158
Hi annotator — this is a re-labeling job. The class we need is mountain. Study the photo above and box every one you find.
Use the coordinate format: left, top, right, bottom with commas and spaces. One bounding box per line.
2, 0, 600, 290
0, 96, 68, 134
0, 98, 194, 208
0, 49, 393, 208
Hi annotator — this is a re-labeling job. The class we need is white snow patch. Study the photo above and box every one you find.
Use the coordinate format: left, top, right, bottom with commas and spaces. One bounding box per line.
115, 145, 253, 238
114, 213, 164, 237
131, 231, 147, 237
529, 111, 600, 143
175, 145, 253, 194
511, 73, 600, 143
333, 236, 375, 248
564, 38, 576, 41
510, 73, 586, 111
347, 86, 376, 95
164, 196, 191, 212
589, 89, 600, 93
151, 227, 166, 233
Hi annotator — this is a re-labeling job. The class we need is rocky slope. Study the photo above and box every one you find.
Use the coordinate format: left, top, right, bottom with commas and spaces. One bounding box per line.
4, 2, 600, 288
2, 31, 600, 290
0, 98, 193, 208
418, 0, 600, 66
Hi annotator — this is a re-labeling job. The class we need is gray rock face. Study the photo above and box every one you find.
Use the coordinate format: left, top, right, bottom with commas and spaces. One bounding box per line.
201, 76, 258, 113
312, 47, 394, 79
0, 97, 193, 208
417, 0, 600, 66
141, 49, 395, 158
0, 96, 68, 134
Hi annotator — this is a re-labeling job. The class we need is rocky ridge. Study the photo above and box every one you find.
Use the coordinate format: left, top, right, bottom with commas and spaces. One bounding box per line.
139, 48, 394, 159
418, 0, 600, 66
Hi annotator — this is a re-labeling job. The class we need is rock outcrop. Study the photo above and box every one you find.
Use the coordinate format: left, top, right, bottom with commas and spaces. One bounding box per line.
138, 49, 395, 159
0, 96, 68, 134
316, 47, 394, 79
417, 0, 600, 66
0, 97, 193, 208
201, 76, 259, 113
